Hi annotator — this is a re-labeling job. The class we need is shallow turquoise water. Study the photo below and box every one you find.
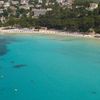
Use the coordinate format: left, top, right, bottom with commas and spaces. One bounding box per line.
0, 34, 100, 100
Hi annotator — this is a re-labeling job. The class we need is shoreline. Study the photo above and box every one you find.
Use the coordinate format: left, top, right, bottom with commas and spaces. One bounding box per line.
0, 27, 98, 39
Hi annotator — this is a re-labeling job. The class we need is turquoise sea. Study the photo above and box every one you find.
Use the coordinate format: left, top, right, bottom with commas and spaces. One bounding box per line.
0, 34, 100, 100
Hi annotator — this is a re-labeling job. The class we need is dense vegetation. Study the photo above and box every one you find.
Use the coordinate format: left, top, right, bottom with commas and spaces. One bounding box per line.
1, 1, 100, 33
38, 1, 100, 33
75, 0, 100, 3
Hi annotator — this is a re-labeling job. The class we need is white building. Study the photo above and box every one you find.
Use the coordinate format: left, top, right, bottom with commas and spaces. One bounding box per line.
57, 0, 64, 3
0, 1, 4, 8
20, 0, 29, 5
89, 3, 98, 11
32, 9, 47, 17
0, 9, 3, 14
47, 8, 52, 11
4, 2, 10, 8
38, 0, 42, 4
57, 0, 75, 8
11, 1, 19, 5
0, 1, 4, 5
20, 5, 30, 10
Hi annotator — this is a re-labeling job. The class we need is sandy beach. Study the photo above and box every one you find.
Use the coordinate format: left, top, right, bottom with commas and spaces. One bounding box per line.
0, 27, 96, 39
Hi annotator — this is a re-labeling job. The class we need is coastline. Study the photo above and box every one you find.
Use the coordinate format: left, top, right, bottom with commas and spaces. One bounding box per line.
0, 27, 97, 39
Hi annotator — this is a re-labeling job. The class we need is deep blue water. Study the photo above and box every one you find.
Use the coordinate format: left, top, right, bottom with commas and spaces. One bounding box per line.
0, 34, 100, 100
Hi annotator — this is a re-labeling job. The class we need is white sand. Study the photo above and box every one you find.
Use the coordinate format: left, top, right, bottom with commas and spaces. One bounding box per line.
0, 27, 95, 38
